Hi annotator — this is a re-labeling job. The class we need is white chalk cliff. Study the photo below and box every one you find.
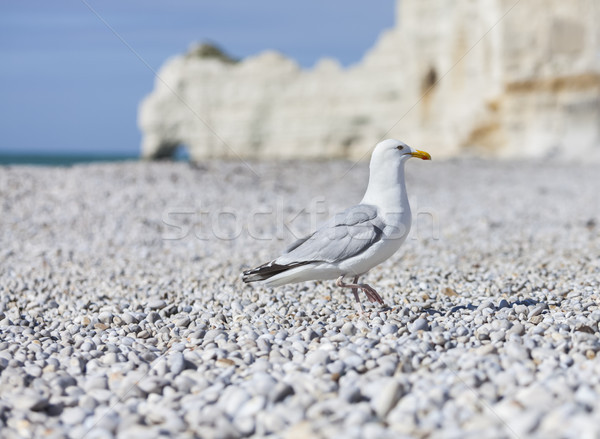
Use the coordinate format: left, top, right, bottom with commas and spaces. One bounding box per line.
139, 0, 600, 161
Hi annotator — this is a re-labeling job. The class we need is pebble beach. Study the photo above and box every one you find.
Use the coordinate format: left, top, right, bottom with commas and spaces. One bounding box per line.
1, 158, 599, 439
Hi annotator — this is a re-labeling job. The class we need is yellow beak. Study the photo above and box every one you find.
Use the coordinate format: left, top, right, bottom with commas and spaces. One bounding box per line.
411, 149, 432, 160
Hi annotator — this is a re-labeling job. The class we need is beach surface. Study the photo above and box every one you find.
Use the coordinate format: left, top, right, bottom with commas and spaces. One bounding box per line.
1, 159, 599, 438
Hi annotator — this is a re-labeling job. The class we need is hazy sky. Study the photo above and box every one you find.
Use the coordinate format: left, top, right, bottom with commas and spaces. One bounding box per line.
0, 1, 395, 155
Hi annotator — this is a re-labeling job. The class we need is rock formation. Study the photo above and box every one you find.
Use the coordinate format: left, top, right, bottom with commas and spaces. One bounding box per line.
139, 0, 600, 161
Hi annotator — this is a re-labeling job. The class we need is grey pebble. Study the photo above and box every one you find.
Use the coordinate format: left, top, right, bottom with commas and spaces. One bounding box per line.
342, 322, 357, 336
508, 322, 525, 336
148, 299, 167, 310
514, 304, 528, 315
98, 312, 113, 324
271, 382, 294, 403
221, 387, 251, 417
61, 407, 89, 425
146, 311, 161, 323
306, 349, 330, 366
477, 300, 495, 311
381, 324, 399, 335
529, 303, 547, 317
237, 396, 266, 419
168, 352, 185, 376
371, 378, 404, 418
12, 393, 49, 411
122, 313, 138, 324
175, 315, 191, 327
250, 373, 277, 396
24, 365, 42, 378
410, 318, 430, 333
137, 377, 164, 394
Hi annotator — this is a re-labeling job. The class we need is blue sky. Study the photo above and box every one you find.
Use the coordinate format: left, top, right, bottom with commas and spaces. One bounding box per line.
0, 1, 395, 155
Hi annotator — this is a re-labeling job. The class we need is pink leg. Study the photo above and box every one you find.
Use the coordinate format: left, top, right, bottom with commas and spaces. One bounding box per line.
351, 276, 362, 313
336, 275, 384, 311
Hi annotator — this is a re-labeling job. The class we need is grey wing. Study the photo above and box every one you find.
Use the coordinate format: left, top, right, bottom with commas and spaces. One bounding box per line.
283, 233, 315, 254
276, 204, 384, 265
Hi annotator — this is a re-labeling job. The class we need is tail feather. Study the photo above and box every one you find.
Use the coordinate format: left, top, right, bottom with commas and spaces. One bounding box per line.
242, 260, 312, 283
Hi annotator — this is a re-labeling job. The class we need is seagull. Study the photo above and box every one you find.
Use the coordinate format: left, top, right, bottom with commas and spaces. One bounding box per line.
242, 139, 431, 312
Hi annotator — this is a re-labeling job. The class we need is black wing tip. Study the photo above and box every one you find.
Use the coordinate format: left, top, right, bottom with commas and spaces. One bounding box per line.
241, 260, 312, 284
241, 261, 275, 283
241, 268, 259, 283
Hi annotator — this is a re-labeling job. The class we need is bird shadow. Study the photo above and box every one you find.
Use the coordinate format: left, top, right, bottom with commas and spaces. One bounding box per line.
372, 298, 544, 316
445, 298, 543, 315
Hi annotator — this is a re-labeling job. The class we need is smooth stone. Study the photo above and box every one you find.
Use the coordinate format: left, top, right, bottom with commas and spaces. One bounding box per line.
410, 318, 430, 333
146, 312, 161, 324
237, 396, 266, 419
98, 312, 113, 324
175, 315, 191, 327
250, 373, 277, 396
79, 395, 98, 411
122, 313, 138, 324
341, 322, 357, 336
148, 300, 167, 310
168, 352, 185, 376
305, 349, 330, 366
81, 342, 94, 352
220, 387, 251, 417
61, 407, 88, 425
84, 376, 108, 391
271, 382, 294, 403
381, 324, 399, 335
24, 365, 42, 378
504, 342, 529, 361
456, 326, 469, 337
477, 300, 495, 311
137, 377, 164, 394
508, 322, 525, 336
12, 393, 49, 411
529, 304, 547, 317
233, 416, 256, 436
514, 304, 528, 315
93, 409, 120, 433
371, 378, 404, 418
340, 384, 362, 403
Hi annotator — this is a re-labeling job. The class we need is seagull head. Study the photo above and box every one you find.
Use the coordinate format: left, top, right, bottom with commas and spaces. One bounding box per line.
362, 139, 431, 206
373, 139, 431, 164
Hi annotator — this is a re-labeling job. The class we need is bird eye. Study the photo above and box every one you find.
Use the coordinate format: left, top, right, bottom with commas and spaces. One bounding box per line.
396, 145, 404, 150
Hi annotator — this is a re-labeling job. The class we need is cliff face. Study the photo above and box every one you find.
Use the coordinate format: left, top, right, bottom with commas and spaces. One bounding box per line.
139, 0, 600, 161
